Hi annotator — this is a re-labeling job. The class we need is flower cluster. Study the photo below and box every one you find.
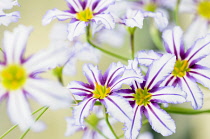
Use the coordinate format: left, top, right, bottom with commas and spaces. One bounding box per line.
1, 0, 210, 139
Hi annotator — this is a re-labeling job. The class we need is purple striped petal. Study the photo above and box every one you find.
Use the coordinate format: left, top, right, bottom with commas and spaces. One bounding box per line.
145, 54, 176, 90
0, 11, 20, 26
137, 50, 162, 67
100, 94, 133, 124
24, 78, 72, 109
151, 86, 186, 104
67, 81, 93, 96
93, 13, 115, 30
160, 74, 176, 86
162, 26, 185, 59
180, 76, 203, 109
65, 117, 82, 136
185, 34, 210, 66
123, 9, 144, 28
190, 69, 210, 89
3, 25, 33, 64
103, 62, 125, 87
73, 97, 96, 126
66, 0, 83, 12
42, 9, 75, 25
93, 0, 115, 13
124, 105, 143, 139
144, 103, 175, 136
67, 21, 87, 41
83, 64, 103, 87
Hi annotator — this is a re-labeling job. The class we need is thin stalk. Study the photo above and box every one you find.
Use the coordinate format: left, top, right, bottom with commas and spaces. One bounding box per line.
19, 107, 49, 139
103, 106, 119, 139
0, 106, 45, 139
162, 106, 210, 115
86, 25, 129, 62
174, 0, 181, 25
85, 119, 109, 139
150, 24, 164, 51
130, 32, 135, 59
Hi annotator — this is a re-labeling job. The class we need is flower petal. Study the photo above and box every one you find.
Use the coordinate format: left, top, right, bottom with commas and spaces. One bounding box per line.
0, 0, 19, 10
42, 9, 75, 25
100, 94, 133, 124
66, 0, 83, 12
144, 103, 175, 136
83, 64, 103, 86
24, 46, 71, 74
7, 91, 34, 131
180, 76, 203, 109
162, 26, 185, 59
3, 25, 33, 64
24, 78, 72, 109
67, 21, 87, 41
124, 9, 144, 28
151, 86, 186, 104
0, 11, 20, 26
65, 117, 82, 136
93, 13, 115, 30
145, 54, 176, 90
137, 50, 162, 67
67, 81, 93, 96
185, 33, 210, 66
190, 69, 210, 89
93, 0, 115, 13
124, 105, 143, 139
73, 97, 96, 126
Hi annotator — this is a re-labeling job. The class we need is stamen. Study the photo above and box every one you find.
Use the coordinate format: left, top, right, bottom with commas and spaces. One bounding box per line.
133, 88, 152, 106
172, 60, 190, 77
197, 1, 210, 20
76, 8, 94, 22
92, 83, 110, 99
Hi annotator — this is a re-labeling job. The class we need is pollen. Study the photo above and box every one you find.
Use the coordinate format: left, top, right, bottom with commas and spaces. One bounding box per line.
0, 65, 27, 90
133, 88, 152, 106
92, 83, 110, 99
197, 1, 210, 20
172, 60, 190, 77
76, 8, 94, 22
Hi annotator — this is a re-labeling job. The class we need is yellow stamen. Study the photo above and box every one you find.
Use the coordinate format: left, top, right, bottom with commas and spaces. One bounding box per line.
172, 60, 190, 77
76, 8, 94, 22
197, 1, 210, 19
133, 88, 152, 106
92, 83, 110, 99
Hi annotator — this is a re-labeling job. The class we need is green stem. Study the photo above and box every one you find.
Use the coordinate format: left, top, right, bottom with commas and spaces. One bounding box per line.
103, 106, 119, 139
130, 30, 135, 59
85, 119, 109, 139
162, 106, 210, 115
19, 107, 49, 139
149, 24, 164, 51
86, 25, 129, 62
0, 106, 45, 139
174, 0, 181, 25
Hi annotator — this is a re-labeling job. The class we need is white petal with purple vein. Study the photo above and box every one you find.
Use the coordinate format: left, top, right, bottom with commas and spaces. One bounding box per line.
190, 69, 210, 89
93, 0, 115, 13
93, 14, 115, 30
67, 21, 86, 41
145, 54, 175, 90
180, 76, 203, 110
25, 78, 72, 109
124, 9, 144, 28
66, 0, 83, 12
42, 9, 75, 25
144, 103, 175, 136
73, 97, 96, 126
0, 11, 20, 26
67, 81, 93, 96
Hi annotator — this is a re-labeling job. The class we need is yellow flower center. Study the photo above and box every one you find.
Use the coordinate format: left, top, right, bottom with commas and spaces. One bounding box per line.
0, 65, 27, 90
144, 3, 157, 12
133, 88, 152, 106
197, 1, 210, 19
92, 83, 110, 99
76, 8, 94, 22
172, 60, 190, 77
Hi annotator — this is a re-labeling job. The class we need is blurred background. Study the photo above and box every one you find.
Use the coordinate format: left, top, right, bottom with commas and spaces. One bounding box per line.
1, 0, 210, 139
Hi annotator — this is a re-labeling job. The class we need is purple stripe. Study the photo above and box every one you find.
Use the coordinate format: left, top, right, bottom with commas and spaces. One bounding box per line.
70, 87, 92, 93
93, 14, 112, 29
183, 77, 198, 108
190, 64, 209, 70
146, 56, 174, 89
0, 92, 8, 102
165, 75, 174, 86
190, 71, 210, 80
106, 96, 131, 121
172, 30, 178, 59
129, 105, 140, 138
105, 67, 124, 86
147, 104, 172, 132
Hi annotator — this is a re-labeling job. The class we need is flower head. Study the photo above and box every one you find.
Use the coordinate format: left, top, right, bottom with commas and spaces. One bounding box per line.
120, 57, 186, 139
0, 25, 72, 131
67, 62, 143, 126
42, 0, 115, 41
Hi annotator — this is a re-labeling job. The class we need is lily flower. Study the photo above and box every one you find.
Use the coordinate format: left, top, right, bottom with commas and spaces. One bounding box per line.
42, 0, 115, 41
137, 26, 210, 110
120, 57, 185, 139
0, 25, 72, 131
67, 62, 143, 127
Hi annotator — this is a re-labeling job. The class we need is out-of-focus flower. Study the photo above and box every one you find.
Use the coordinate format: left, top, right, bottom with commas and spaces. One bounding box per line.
137, 26, 210, 110
120, 57, 185, 139
65, 107, 116, 139
42, 0, 115, 41
0, 25, 72, 131
67, 62, 143, 127
0, 0, 20, 26
180, 0, 210, 47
